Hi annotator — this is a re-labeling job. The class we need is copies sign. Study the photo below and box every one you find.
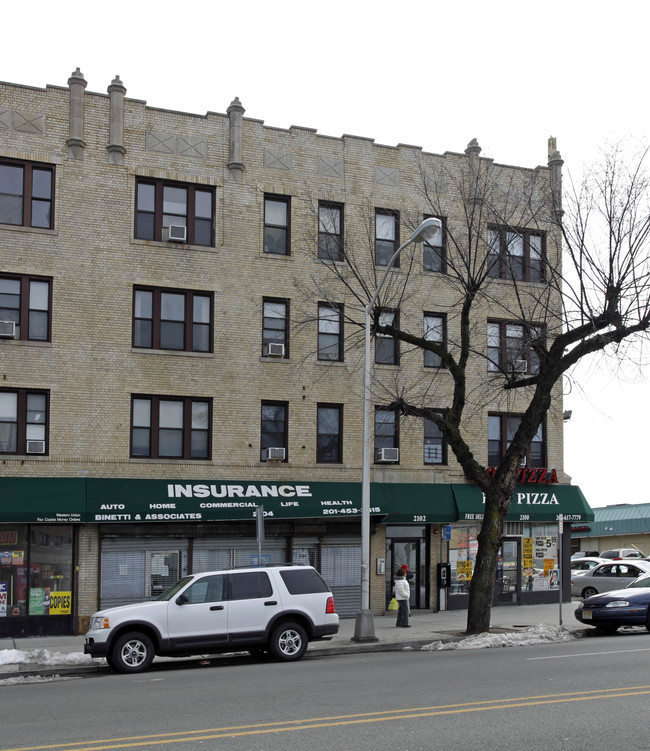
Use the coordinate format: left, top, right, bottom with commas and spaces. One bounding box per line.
49, 592, 72, 615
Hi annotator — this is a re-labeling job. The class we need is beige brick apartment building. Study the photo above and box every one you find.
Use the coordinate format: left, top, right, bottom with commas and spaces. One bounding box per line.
0, 71, 592, 636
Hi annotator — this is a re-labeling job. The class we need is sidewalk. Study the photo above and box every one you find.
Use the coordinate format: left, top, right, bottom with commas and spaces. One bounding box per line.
0, 601, 582, 679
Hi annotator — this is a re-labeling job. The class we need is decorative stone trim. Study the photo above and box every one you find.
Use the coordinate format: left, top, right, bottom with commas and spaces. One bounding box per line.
145, 131, 207, 158
375, 165, 399, 187
317, 157, 344, 179
0, 109, 46, 135
264, 149, 291, 171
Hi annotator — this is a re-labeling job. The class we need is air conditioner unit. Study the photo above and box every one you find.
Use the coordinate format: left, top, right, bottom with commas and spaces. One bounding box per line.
0, 320, 16, 338
376, 447, 399, 463
165, 225, 187, 242
266, 343, 285, 357
26, 440, 46, 454
263, 447, 286, 462
512, 359, 527, 374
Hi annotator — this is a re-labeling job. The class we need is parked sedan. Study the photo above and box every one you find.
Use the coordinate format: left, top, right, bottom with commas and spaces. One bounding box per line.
574, 573, 650, 633
570, 560, 650, 599
570, 557, 606, 573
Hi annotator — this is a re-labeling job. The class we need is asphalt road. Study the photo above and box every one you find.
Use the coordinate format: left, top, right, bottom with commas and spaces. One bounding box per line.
3, 629, 650, 751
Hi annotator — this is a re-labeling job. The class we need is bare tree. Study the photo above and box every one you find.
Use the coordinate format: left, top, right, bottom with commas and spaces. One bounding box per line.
297, 141, 650, 634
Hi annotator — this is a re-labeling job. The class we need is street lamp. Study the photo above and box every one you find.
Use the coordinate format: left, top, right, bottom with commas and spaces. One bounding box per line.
353, 217, 443, 642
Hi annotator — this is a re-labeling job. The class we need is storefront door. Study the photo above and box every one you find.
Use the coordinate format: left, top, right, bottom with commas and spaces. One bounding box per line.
496, 537, 521, 605
388, 535, 426, 609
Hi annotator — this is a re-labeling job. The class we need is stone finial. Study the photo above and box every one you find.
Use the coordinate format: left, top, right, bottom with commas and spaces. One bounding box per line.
107, 75, 127, 165
67, 68, 87, 160
465, 139, 482, 202
228, 96, 245, 182
547, 137, 564, 218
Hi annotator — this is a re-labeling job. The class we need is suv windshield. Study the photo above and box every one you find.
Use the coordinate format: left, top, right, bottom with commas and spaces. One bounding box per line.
156, 576, 194, 600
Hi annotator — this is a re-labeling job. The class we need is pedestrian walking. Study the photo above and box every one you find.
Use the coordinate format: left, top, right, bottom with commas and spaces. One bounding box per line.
394, 568, 411, 628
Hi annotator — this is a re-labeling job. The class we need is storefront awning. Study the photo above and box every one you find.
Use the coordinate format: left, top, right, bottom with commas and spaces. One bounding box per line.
375, 483, 457, 523
452, 484, 594, 523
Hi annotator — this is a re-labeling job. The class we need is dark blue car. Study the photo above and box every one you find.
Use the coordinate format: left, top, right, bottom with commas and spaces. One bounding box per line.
575, 573, 650, 633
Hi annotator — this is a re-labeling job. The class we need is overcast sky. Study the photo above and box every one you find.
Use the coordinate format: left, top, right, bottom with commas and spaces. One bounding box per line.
3, 0, 649, 508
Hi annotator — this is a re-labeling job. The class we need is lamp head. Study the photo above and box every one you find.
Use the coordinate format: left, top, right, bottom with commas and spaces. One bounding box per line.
409, 217, 442, 244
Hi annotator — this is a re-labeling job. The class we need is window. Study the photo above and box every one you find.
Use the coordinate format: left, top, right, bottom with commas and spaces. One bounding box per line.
318, 202, 344, 261
229, 571, 273, 600
0, 389, 48, 455
317, 403, 343, 463
0, 158, 54, 229
487, 321, 543, 375
488, 413, 545, 467
131, 396, 211, 459
261, 401, 288, 461
133, 287, 212, 352
375, 407, 398, 460
423, 313, 445, 368
423, 216, 446, 272
262, 298, 289, 357
264, 195, 290, 255
318, 303, 343, 361
375, 309, 398, 365
135, 179, 214, 246
424, 411, 446, 464
487, 226, 545, 282
0, 275, 51, 341
375, 209, 399, 266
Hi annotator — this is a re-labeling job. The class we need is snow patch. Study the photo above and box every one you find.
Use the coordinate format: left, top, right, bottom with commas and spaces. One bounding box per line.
420, 623, 580, 651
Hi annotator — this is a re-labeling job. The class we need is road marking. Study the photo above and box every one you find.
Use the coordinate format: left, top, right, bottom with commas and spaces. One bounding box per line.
5, 686, 650, 751
527, 647, 650, 660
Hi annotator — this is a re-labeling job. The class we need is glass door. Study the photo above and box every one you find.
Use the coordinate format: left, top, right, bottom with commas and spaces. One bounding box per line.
496, 537, 521, 605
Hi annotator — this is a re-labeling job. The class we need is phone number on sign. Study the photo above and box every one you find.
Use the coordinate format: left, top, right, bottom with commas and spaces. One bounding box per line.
322, 507, 380, 515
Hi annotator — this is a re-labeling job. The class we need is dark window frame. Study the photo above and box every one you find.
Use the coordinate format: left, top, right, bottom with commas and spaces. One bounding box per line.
262, 297, 290, 358
487, 225, 546, 282
0, 158, 54, 229
130, 394, 212, 460
318, 201, 344, 261
260, 400, 288, 462
487, 320, 544, 375
132, 286, 213, 353
316, 403, 343, 464
375, 209, 400, 266
264, 195, 291, 256
0, 274, 52, 342
423, 215, 447, 273
134, 178, 215, 247
424, 410, 447, 465
0, 388, 49, 456
375, 308, 399, 365
423, 312, 446, 368
487, 412, 546, 467
317, 302, 343, 362
374, 406, 399, 463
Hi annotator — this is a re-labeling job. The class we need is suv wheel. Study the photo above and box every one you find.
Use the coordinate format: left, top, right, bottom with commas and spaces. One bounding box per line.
111, 632, 155, 673
269, 622, 308, 661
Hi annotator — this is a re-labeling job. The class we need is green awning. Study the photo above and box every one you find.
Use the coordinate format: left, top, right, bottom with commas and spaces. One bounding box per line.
452, 484, 594, 523
0, 478, 85, 523
376, 483, 457, 523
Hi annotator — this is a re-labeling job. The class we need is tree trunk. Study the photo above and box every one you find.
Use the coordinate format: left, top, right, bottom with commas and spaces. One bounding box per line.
465, 491, 507, 635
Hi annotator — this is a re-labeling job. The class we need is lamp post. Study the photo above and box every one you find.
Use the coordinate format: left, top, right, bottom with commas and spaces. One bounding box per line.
352, 217, 443, 642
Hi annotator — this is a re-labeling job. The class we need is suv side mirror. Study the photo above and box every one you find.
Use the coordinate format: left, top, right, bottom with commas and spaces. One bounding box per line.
176, 594, 188, 605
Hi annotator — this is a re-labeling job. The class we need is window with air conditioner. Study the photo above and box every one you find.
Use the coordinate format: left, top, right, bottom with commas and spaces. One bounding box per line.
262, 299, 289, 358
261, 401, 287, 462
0, 389, 48, 455
0, 275, 52, 341
135, 179, 214, 247
374, 407, 398, 464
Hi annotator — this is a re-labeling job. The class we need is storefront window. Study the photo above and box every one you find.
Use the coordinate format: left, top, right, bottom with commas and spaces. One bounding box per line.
0, 525, 73, 617
448, 522, 560, 597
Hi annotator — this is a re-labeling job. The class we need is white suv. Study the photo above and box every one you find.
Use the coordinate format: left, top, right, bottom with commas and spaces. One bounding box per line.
84, 565, 339, 673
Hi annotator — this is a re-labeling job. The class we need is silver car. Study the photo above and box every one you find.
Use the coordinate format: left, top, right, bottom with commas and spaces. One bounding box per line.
571, 560, 650, 599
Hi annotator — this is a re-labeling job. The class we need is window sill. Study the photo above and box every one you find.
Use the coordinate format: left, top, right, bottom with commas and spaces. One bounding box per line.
130, 237, 216, 252
132, 348, 213, 358
0, 223, 57, 236
0, 339, 52, 347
